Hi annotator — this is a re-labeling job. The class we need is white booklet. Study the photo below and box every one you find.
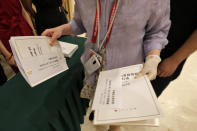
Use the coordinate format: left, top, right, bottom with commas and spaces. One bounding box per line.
110, 118, 160, 127
59, 41, 78, 58
9, 36, 68, 87
92, 64, 143, 110
92, 64, 163, 125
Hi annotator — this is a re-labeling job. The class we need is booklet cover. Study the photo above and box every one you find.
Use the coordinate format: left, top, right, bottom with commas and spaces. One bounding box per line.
92, 64, 163, 125
9, 36, 68, 87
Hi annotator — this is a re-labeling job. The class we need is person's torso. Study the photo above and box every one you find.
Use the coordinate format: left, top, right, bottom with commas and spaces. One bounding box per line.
33, 0, 68, 34
0, 0, 33, 44
78, 0, 155, 70
0, 0, 22, 17
32, 0, 62, 12
32, 0, 62, 10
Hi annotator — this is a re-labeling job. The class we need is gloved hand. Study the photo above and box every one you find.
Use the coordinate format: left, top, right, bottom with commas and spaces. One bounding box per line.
135, 55, 161, 80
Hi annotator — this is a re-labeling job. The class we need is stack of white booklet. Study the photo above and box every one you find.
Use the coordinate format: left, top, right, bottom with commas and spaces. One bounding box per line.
9, 36, 68, 87
92, 64, 163, 126
59, 41, 78, 58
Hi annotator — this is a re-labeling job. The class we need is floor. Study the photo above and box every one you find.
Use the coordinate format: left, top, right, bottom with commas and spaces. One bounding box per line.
81, 51, 197, 131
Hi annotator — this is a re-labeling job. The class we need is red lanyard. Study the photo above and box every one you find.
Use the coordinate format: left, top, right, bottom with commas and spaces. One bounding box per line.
91, 0, 119, 49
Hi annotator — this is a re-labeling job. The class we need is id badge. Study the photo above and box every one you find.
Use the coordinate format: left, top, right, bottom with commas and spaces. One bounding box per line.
89, 49, 102, 63
84, 55, 101, 75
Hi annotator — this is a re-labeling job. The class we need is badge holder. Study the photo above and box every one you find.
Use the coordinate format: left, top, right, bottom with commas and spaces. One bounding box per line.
84, 0, 120, 75
84, 55, 101, 75
90, 49, 102, 63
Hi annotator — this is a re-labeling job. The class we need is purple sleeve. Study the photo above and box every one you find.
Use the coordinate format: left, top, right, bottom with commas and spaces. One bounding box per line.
69, 0, 86, 35
143, 0, 171, 55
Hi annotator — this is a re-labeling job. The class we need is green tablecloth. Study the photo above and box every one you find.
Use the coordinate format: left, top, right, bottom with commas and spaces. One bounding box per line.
0, 36, 89, 131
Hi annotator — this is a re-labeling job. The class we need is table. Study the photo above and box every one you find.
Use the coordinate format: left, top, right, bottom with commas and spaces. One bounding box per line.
0, 36, 89, 131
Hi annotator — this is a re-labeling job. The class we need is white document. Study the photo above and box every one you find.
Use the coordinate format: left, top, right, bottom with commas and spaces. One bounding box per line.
92, 64, 163, 125
59, 41, 78, 58
92, 64, 142, 110
92, 68, 122, 110
9, 36, 68, 87
111, 118, 160, 127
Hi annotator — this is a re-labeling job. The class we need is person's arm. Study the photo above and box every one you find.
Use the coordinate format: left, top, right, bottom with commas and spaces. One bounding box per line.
20, 0, 36, 35
0, 40, 16, 66
136, 0, 171, 80
158, 29, 197, 77
62, 0, 65, 6
67, 0, 86, 35
143, 0, 171, 56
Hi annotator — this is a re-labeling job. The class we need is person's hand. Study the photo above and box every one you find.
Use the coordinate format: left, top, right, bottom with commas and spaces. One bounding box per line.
135, 55, 161, 80
6, 54, 16, 66
41, 26, 64, 46
157, 57, 179, 77
8, 56, 16, 66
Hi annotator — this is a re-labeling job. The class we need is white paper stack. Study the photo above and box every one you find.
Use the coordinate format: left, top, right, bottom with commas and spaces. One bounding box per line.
9, 36, 68, 87
92, 64, 163, 126
59, 41, 78, 58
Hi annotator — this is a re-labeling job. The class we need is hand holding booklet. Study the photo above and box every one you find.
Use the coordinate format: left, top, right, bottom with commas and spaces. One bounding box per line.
92, 64, 163, 126
9, 36, 69, 87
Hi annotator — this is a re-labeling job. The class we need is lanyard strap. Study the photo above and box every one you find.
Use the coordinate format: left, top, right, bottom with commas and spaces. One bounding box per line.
91, 0, 120, 51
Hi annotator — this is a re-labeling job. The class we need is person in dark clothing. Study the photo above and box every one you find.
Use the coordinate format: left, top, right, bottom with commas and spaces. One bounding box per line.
0, 63, 7, 86
22, 0, 68, 35
152, 1, 197, 97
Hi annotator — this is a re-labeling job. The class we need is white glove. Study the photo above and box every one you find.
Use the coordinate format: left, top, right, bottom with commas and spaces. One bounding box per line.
136, 55, 161, 80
